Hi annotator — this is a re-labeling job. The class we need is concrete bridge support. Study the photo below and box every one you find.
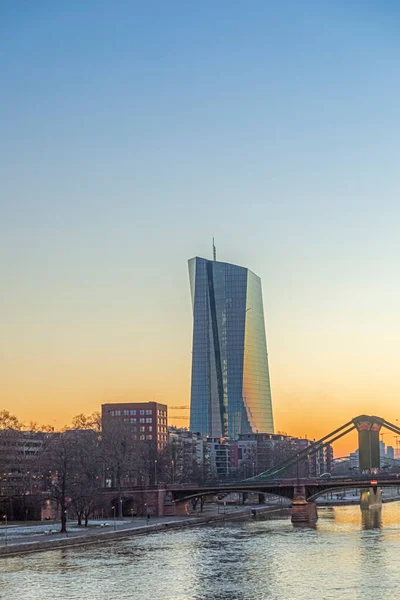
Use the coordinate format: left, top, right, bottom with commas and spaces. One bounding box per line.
354, 416, 382, 471
291, 498, 318, 524
353, 416, 383, 511
360, 487, 382, 509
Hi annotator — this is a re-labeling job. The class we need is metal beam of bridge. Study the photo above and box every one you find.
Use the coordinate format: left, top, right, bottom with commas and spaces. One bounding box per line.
249, 414, 400, 482
169, 475, 400, 504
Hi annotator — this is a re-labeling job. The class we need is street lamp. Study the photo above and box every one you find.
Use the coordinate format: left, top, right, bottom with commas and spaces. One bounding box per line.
112, 505, 116, 531
3, 515, 7, 546
154, 459, 158, 486
171, 459, 175, 484
64, 510, 68, 538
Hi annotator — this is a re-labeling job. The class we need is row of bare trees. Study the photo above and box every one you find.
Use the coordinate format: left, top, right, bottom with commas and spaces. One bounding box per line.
0, 410, 209, 529
0, 410, 104, 529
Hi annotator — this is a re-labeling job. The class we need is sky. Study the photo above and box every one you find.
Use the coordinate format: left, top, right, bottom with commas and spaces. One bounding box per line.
2, 1, 400, 455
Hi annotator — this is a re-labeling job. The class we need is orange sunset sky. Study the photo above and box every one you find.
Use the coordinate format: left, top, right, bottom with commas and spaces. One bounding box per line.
3, 248, 400, 459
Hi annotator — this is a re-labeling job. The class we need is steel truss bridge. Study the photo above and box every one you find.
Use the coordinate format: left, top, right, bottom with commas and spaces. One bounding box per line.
169, 476, 400, 503
168, 415, 400, 509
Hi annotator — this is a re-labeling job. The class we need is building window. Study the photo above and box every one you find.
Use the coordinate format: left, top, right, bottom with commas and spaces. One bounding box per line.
140, 435, 145, 440
146, 435, 152, 440
140, 426, 145, 432
115, 410, 121, 416
140, 410, 145, 415
130, 418, 136, 423
130, 410, 136, 416
110, 411, 115, 416
140, 418, 145, 423
148, 426, 152, 432
124, 410, 129, 416
146, 410, 152, 415
146, 418, 152, 423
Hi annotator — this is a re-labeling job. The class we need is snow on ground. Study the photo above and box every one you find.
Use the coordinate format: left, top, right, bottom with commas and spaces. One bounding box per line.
0, 521, 126, 541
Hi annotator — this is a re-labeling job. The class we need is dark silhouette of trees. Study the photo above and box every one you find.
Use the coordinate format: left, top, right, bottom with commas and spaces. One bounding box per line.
101, 418, 142, 517
67, 429, 102, 526
40, 433, 74, 532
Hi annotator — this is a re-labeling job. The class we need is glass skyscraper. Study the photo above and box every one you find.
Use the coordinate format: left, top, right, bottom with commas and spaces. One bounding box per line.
188, 256, 274, 439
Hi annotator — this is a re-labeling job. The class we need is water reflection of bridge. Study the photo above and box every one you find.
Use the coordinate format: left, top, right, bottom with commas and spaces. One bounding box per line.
170, 415, 400, 523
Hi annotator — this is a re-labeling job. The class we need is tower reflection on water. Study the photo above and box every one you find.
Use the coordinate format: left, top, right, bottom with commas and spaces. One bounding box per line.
361, 507, 382, 530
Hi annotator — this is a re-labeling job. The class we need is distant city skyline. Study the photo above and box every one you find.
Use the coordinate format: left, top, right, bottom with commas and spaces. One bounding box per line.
189, 254, 274, 438
3, 3, 400, 456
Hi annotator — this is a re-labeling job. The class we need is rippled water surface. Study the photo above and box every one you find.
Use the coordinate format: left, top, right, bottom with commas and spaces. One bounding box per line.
3, 505, 400, 600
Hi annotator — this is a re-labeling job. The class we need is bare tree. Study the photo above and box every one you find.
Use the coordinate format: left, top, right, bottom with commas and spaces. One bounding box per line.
0, 410, 22, 431
68, 428, 102, 526
0, 411, 24, 517
69, 412, 101, 432
40, 433, 77, 532
101, 418, 144, 517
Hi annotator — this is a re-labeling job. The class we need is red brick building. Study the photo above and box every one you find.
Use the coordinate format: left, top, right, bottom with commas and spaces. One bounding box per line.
101, 402, 168, 449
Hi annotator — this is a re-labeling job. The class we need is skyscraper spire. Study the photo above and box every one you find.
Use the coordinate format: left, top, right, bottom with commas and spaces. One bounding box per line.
212, 237, 217, 261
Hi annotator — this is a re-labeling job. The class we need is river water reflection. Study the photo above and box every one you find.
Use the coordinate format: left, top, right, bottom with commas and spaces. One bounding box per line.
2, 504, 400, 600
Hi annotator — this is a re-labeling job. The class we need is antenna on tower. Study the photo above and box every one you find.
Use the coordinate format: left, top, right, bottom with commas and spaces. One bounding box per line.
212, 237, 217, 261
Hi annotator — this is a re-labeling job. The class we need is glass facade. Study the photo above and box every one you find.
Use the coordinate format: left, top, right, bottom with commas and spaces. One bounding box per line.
189, 256, 274, 438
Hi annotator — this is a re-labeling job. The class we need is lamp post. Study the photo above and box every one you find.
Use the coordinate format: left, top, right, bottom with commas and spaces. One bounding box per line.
154, 459, 158, 486
3, 515, 7, 546
296, 453, 300, 494
64, 510, 68, 538
112, 505, 116, 531
171, 459, 175, 484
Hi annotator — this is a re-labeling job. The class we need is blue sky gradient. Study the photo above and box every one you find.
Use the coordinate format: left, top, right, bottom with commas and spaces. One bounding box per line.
2, 1, 400, 449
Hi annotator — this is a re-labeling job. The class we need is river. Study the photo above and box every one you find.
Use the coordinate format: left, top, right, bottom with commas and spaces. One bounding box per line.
2, 504, 400, 600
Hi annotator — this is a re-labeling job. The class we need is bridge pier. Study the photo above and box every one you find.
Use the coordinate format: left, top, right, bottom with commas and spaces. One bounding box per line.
291, 498, 318, 524
360, 487, 382, 509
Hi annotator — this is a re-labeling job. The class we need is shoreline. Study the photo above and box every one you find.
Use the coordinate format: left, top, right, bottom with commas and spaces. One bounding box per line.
0, 505, 289, 558
3, 496, 399, 558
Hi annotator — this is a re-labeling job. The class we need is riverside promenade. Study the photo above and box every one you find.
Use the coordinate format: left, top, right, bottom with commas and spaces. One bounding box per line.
0, 504, 287, 558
